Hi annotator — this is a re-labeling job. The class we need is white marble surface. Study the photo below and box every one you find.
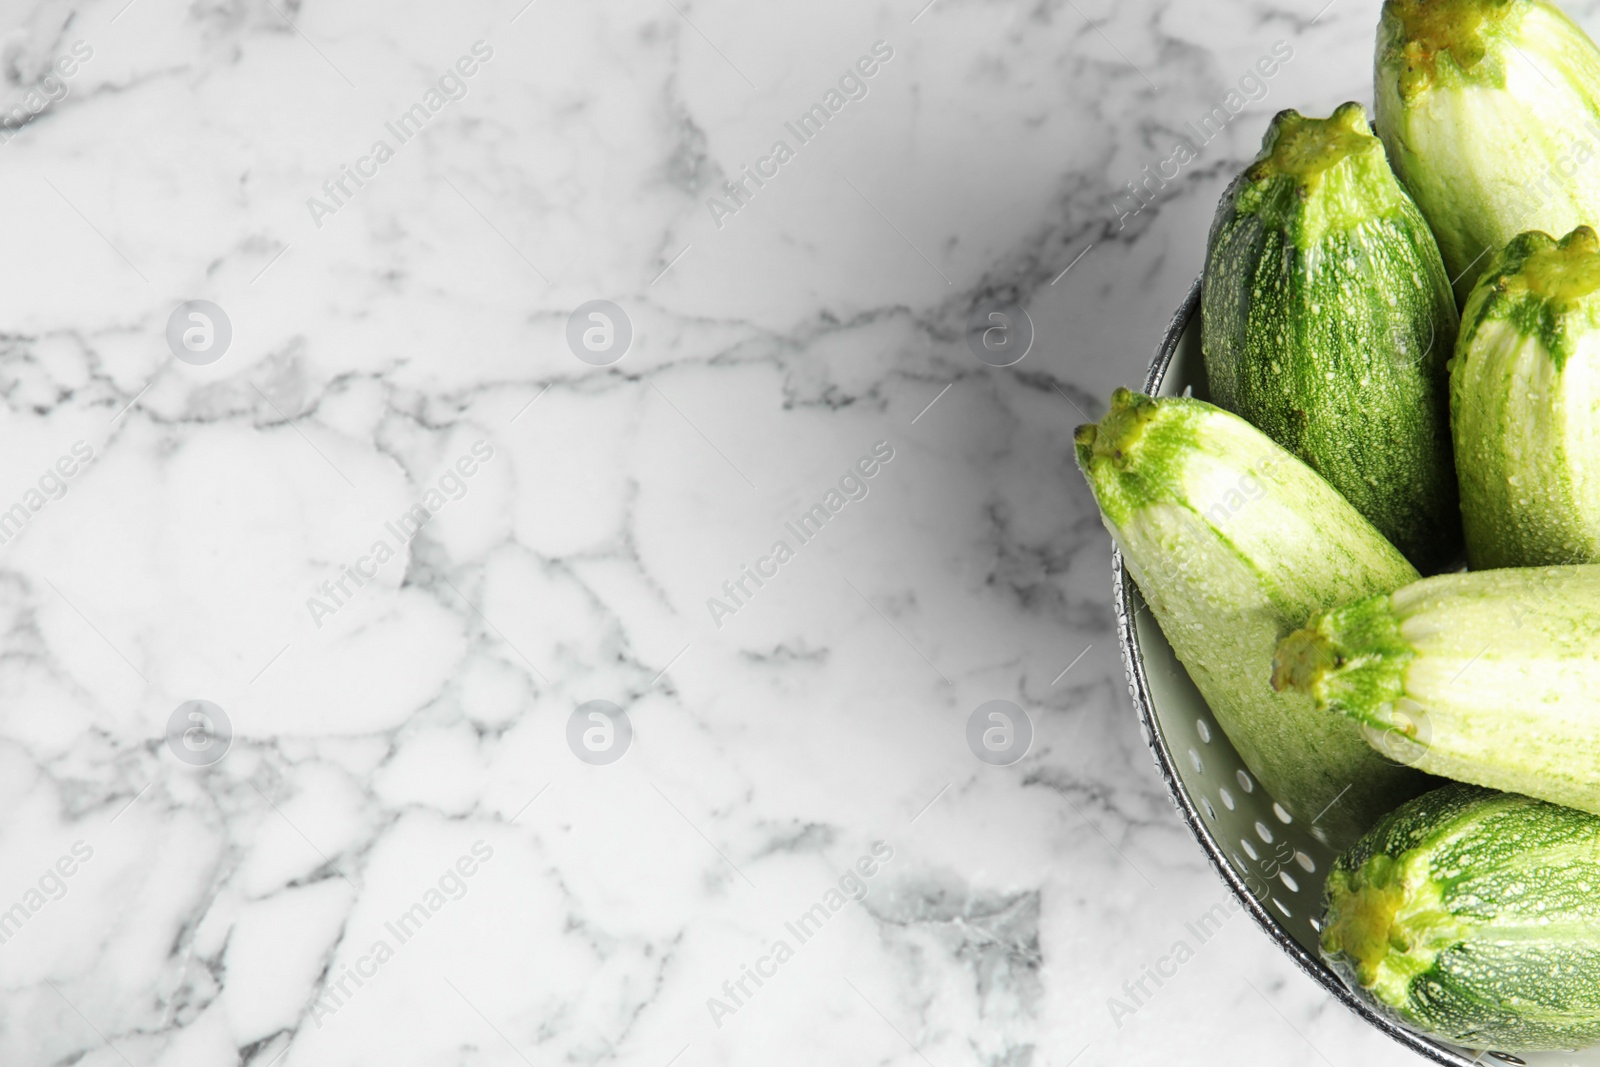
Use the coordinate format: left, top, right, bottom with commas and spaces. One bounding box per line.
2, 0, 1588, 1064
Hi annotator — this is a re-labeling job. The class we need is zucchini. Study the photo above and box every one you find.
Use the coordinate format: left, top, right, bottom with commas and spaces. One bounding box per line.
1273, 565, 1600, 814
1453, 226, 1600, 568
1203, 102, 1461, 573
1374, 0, 1600, 303
1322, 783, 1600, 1052
1077, 389, 1425, 850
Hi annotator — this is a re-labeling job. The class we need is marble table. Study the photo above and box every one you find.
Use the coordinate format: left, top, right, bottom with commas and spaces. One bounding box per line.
0, 0, 1565, 1063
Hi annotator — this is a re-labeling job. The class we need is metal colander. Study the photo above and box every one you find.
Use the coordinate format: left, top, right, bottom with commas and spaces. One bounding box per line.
1114, 278, 1555, 1067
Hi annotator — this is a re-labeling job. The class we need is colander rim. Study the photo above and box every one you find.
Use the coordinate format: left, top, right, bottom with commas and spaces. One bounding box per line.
1113, 274, 1479, 1067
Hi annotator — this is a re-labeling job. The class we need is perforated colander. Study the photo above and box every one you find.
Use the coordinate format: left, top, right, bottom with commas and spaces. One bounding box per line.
1115, 278, 1553, 1067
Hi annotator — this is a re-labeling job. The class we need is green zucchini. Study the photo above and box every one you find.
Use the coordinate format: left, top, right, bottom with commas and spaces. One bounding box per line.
1375, 0, 1600, 303
1322, 783, 1600, 1052
1274, 565, 1600, 814
1453, 226, 1600, 568
1203, 102, 1461, 573
1077, 389, 1425, 850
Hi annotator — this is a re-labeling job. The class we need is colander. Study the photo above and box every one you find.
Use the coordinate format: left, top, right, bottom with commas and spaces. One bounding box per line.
1115, 278, 1546, 1067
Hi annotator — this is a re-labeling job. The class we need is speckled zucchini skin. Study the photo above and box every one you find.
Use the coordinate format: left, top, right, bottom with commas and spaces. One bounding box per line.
1076, 390, 1426, 850
1203, 103, 1462, 574
1323, 784, 1600, 1052
1274, 565, 1600, 815
1375, 0, 1600, 302
1453, 227, 1600, 568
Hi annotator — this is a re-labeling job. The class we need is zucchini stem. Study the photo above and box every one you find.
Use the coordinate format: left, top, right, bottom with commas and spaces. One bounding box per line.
1081, 387, 1160, 469
1271, 628, 1339, 695
1322, 853, 1408, 987
1271, 594, 1415, 728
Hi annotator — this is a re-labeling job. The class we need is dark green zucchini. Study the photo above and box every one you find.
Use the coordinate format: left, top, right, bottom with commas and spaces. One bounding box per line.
1323, 783, 1600, 1052
1203, 102, 1461, 573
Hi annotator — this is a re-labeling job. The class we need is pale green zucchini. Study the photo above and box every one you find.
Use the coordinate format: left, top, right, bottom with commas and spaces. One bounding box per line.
1274, 565, 1600, 813
1375, 0, 1600, 302
1323, 783, 1600, 1052
1203, 102, 1461, 573
1453, 226, 1600, 568
1077, 389, 1425, 849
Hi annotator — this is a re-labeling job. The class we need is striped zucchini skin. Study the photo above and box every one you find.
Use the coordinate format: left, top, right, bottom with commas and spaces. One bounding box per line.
1453, 226, 1600, 568
1375, 0, 1600, 303
1203, 103, 1462, 574
1274, 565, 1600, 814
1322, 783, 1600, 1051
1076, 390, 1426, 850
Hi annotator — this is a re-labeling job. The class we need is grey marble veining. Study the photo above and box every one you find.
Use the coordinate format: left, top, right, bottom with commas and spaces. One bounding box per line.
0, 0, 1549, 1064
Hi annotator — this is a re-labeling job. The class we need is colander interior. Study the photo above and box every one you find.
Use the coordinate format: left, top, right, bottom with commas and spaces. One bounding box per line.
1115, 281, 1579, 1067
